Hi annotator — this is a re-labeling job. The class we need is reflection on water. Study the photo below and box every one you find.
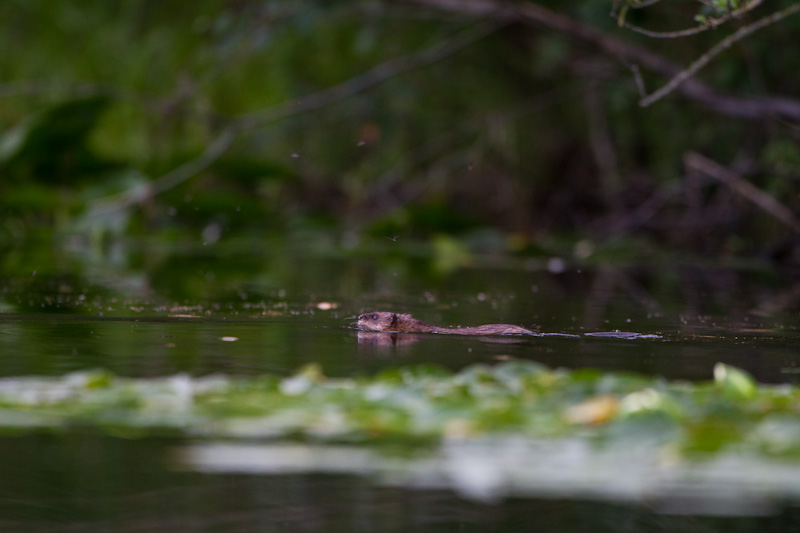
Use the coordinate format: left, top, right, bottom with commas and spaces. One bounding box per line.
176, 439, 800, 515
357, 331, 428, 347
7, 434, 799, 532
3, 238, 800, 528
2, 311, 798, 382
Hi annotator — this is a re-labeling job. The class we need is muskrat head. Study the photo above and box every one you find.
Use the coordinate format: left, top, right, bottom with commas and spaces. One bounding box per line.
358, 311, 403, 332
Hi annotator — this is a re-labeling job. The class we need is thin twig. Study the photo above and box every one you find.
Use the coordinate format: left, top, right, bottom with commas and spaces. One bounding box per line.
684, 151, 800, 235
238, 19, 505, 130
640, 2, 800, 107
89, 127, 237, 214
408, 0, 800, 120
619, 0, 763, 39
628, 0, 663, 8
629, 64, 647, 98
87, 20, 504, 213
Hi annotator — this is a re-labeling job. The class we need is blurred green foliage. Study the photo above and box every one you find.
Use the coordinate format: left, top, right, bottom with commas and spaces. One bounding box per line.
0, 359, 786, 458
1, 0, 799, 261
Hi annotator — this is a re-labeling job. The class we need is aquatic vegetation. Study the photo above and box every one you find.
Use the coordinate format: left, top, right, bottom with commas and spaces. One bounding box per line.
0, 361, 796, 459
3, 360, 800, 508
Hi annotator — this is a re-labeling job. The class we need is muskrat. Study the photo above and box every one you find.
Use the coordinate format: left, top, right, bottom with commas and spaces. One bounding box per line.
357, 311, 534, 335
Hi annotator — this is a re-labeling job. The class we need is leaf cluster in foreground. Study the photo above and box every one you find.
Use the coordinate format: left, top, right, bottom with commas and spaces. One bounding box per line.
0, 361, 797, 459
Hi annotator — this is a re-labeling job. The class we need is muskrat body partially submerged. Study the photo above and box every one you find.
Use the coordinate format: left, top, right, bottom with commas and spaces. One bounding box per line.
357, 311, 534, 335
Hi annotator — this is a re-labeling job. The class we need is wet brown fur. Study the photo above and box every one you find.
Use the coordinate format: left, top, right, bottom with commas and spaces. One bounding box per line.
357, 312, 533, 335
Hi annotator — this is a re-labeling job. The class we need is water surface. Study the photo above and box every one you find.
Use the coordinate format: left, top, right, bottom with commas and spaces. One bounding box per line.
2, 237, 800, 530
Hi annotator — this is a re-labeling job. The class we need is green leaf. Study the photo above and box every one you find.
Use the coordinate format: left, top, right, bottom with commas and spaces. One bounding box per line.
1, 95, 112, 181
713, 363, 756, 399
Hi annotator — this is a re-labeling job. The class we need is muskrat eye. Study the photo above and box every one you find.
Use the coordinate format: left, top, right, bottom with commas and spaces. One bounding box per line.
371, 313, 378, 320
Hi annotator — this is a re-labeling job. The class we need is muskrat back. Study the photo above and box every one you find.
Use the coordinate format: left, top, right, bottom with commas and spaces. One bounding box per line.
357, 311, 533, 335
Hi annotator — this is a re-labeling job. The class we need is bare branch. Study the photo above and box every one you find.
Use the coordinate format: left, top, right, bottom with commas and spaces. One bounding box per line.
89, 127, 238, 215
640, 2, 800, 106
238, 19, 506, 130
87, 20, 505, 212
629, 64, 647, 98
628, 0, 663, 8
407, 0, 800, 120
618, 0, 763, 39
684, 152, 800, 235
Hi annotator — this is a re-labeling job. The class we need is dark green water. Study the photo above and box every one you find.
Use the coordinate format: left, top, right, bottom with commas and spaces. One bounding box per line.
3, 238, 800, 530
2, 311, 799, 383
4, 433, 800, 532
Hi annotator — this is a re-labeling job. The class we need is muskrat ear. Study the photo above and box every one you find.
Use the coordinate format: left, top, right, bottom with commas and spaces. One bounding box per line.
389, 313, 398, 327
